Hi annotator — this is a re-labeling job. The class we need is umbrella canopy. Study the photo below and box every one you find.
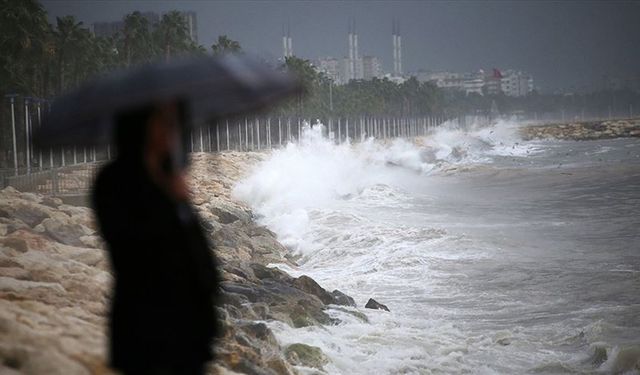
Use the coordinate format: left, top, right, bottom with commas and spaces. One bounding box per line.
35, 55, 301, 147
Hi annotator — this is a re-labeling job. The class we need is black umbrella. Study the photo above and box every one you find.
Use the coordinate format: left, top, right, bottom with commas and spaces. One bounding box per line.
35, 55, 301, 147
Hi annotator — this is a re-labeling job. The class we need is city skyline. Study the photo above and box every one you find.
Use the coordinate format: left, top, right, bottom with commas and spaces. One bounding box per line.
41, 0, 640, 93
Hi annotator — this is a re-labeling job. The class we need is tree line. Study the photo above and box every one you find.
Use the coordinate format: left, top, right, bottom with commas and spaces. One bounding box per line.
0, 0, 246, 99
1, 0, 639, 129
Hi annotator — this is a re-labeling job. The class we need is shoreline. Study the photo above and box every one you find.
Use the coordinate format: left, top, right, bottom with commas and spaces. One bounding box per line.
0, 151, 358, 374
520, 118, 640, 141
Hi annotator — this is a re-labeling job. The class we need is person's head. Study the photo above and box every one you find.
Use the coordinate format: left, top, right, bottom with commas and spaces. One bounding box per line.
114, 100, 190, 199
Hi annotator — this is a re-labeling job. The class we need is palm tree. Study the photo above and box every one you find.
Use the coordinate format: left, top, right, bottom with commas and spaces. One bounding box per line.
0, 0, 50, 96
211, 35, 241, 56
120, 11, 153, 66
154, 11, 190, 62
53, 15, 84, 94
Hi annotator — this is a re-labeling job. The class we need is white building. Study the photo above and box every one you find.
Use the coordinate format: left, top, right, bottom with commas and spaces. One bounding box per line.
415, 68, 534, 97
362, 56, 382, 80
316, 57, 341, 82
501, 70, 533, 97
181, 11, 198, 43
463, 70, 485, 95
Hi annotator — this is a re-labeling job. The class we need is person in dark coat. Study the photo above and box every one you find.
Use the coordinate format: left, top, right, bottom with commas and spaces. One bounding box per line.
92, 101, 221, 375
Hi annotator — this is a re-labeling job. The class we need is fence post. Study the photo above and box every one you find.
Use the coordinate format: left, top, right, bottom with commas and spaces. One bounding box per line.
225, 120, 230, 151
83, 147, 87, 163
208, 125, 212, 152
50, 168, 56, 195
345, 118, 349, 141
36, 101, 42, 170
61, 147, 66, 166
255, 118, 260, 150
245, 118, 249, 150
216, 123, 220, 152
278, 117, 282, 146
267, 118, 271, 149
24, 98, 31, 174
73, 146, 77, 164
199, 127, 204, 152
237, 120, 242, 151
7, 95, 18, 176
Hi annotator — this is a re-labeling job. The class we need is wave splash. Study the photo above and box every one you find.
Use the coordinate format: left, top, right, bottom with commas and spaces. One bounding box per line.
234, 118, 529, 254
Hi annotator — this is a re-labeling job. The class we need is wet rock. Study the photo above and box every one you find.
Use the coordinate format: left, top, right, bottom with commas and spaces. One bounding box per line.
284, 343, 329, 370
590, 344, 608, 366
521, 118, 640, 141
365, 298, 390, 312
331, 289, 356, 307
331, 306, 369, 323
250, 263, 286, 281
1, 153, 353, 374
292, 275, 334, 305
211, 206, 243, 224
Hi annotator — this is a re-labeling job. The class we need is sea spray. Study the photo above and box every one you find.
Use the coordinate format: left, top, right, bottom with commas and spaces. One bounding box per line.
234, 118, 535, 254
232, 119, 640, 374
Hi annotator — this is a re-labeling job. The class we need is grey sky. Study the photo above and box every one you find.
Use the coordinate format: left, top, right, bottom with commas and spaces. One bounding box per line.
41, 0, 640, 93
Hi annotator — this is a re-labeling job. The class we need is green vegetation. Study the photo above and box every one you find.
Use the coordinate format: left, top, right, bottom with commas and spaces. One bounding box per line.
0, 1, 205, 98
211, 35, 242, 56
276, 56, 444, 118
1, 0, 638, 120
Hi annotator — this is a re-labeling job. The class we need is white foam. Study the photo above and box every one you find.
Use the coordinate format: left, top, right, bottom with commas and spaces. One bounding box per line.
232, 119, 586, 374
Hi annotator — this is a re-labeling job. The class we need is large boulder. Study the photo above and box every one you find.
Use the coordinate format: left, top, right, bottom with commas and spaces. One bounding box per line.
284, 343, 329, 370
365, 298, 390, 312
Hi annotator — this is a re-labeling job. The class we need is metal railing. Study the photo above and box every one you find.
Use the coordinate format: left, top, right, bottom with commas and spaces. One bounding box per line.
2, 102, 488, 196
3, 163, 101, 196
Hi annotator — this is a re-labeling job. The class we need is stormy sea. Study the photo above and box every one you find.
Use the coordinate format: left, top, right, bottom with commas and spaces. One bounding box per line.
234, 120, 640, 374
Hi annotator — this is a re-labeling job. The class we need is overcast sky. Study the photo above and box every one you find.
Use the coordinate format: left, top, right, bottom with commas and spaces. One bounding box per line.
41, 0, 640, 93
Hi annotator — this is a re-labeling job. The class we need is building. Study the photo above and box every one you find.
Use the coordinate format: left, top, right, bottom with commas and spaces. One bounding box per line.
316, 57, 341, 82
392, 19, 403, 76
416, 71, 462, 86
483, 68, 503, 95
181, 11, 198, 43
347, 18, 362, 81
282, 24, 293, 58
362, 56, 382, 80
92, 11, 198, 43
315, 55, 381, 84
501, 70, 533, 97
462, 70, 485, 95
415, 68, 534, 97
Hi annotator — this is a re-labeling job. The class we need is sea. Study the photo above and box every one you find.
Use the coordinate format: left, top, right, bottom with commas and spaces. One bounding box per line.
233, 119, 640, 374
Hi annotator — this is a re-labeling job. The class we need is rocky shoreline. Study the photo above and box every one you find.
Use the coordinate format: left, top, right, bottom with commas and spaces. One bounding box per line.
520, 118, 640, 141
0, 152, 365, 374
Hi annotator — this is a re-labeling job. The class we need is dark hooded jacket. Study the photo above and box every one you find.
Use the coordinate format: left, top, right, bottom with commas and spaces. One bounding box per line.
92, 110, 220, 372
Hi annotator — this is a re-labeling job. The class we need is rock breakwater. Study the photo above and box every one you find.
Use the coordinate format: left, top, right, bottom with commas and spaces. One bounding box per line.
1, 152, 359, 374
521, 118, 640, 141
